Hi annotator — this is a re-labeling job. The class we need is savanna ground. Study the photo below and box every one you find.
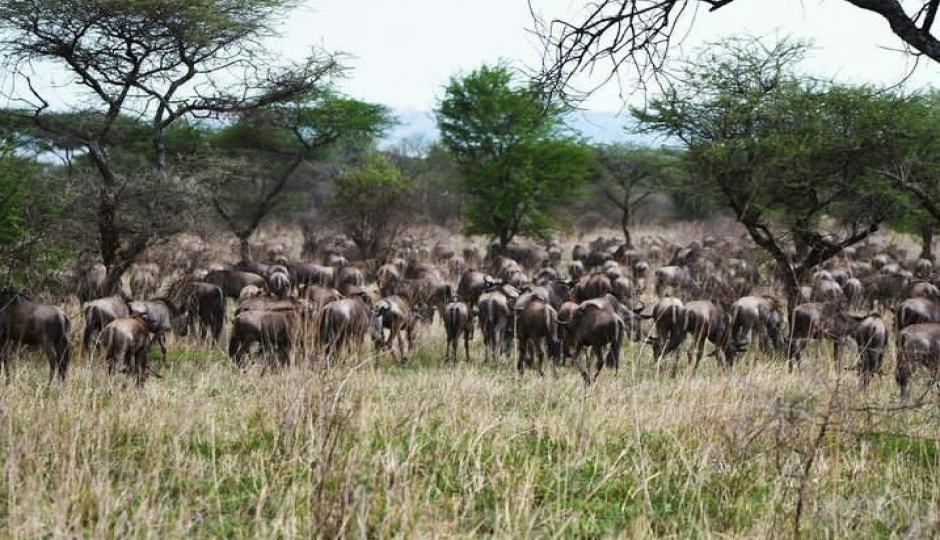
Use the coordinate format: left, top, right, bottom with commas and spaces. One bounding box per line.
3, 224, 940, 539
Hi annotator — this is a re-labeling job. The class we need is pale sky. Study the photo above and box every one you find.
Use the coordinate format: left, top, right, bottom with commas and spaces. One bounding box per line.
282, 0, 940, 112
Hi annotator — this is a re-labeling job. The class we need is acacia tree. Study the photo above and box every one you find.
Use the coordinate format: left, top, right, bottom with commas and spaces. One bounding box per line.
879, 90, 940, 260
324, 151, 410, 260
207, 93, 393, 260
436, 63, 594, 250
0, 0, 342, 290
538, 0, 940, 98
593, 144, 681, 247
634, 38, 905, 312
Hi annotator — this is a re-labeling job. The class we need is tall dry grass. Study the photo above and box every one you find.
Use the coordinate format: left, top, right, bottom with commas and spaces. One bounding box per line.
2, 320, 940, 539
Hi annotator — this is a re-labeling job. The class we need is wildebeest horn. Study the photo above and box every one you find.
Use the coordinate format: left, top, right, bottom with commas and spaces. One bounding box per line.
631, 300, 646, 313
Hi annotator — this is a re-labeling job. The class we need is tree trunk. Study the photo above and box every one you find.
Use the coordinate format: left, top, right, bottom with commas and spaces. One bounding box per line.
238, 234, 252, 261
920, 223, 934, 262
154, 128, 166, 172
621, 206, 633, 249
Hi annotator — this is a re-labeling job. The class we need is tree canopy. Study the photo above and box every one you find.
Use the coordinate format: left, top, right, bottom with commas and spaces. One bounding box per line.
0, 0, 346, 286
436, 63, 594, 248
633, 38, 907, 309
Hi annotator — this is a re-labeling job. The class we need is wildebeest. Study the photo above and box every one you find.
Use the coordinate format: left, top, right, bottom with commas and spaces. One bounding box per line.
319, 293, 372, 364
650, 296, 685, 369
83, 293, 132, 354
371, 296, 415, 363
654, 266, 692, 297
514, 296, 559, 377
853, 313, 887, 390
896, 297, 940, 331
895, 322, 940, 400
100, 312, 157, 387
678, 300, 739, 375
204, 269, 266, 299
443, 299, 473, 363
293, 263, 334, 290
172, 281, 225, 341
229, 308, 310, 369
785, 302, 868, 371
0, 289, 72, 382
557, 294, 632, 384
476, 284, 518, 362
381, 275, 448, 323
267, 270, 291, 298
127, 299, 189, 362
456, 269, 495, 305
729, 295, 784, 354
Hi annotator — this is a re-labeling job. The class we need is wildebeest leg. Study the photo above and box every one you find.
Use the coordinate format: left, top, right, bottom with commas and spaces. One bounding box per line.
592, 345, 605, 383
83, 322, 98, 358
787, 339, 805, 373
516, 338, 525, 375
534, 339, 545, 377
573, 345, 591, 384
135, 347, 148, 387
156, 333, 168, 364
0, 340, 10, 384
463, 325, 472, 363
395, 327, 406, 363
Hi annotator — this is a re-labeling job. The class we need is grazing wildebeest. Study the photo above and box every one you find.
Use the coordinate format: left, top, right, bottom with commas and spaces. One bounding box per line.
729, 295, 784, 354
0, 289, 72, 382
204, 269, 266, 299
654, 266, 692, 297
301, 285, 344, 313
127, 299, 189, 362
172, 281, 225, 341
333, 265, 364, 296
557, 294, 633, 384
83, 293, 132, 354
371, 296, 415, 363
476, 284, 518, 362
443, 299, 473, 363
319, 293, 372, 364
573, 272, 613, 302
381, 275, 449, 323
853, 313, 887, 390
100, 312, 157, 387
895, 322, 940, 400
229, 308, 311, 369
456, 269, 495, 305
650, 296, 685, 370
896, 297, 940, 331
785, 302, 868, 371
293, 263, 334, 290
678, 300, 739, 375
514, 297, 560, 377
267, 270, 291, 298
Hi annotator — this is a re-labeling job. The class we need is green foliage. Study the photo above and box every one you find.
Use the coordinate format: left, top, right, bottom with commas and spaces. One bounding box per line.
326, 151, 410, 259
0, 142, 68, 287
436, 63, 594, 246
207, 93, 394, 247
634, 37, 902, 296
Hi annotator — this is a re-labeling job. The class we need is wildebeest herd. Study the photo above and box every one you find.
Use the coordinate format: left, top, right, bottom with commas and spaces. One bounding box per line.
2, 232, 940, 397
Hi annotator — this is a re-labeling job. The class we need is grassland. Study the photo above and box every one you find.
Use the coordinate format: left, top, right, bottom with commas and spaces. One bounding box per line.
2, 320, 940, 540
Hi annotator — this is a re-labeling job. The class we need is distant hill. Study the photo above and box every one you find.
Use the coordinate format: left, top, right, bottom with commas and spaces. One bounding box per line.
383, 108, 659, 147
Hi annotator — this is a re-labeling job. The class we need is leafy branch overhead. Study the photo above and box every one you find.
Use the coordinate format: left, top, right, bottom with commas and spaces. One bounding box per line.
537, 1, 940, 101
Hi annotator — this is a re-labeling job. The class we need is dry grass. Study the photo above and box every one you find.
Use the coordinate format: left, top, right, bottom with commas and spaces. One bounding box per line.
2, 320, 940, 540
